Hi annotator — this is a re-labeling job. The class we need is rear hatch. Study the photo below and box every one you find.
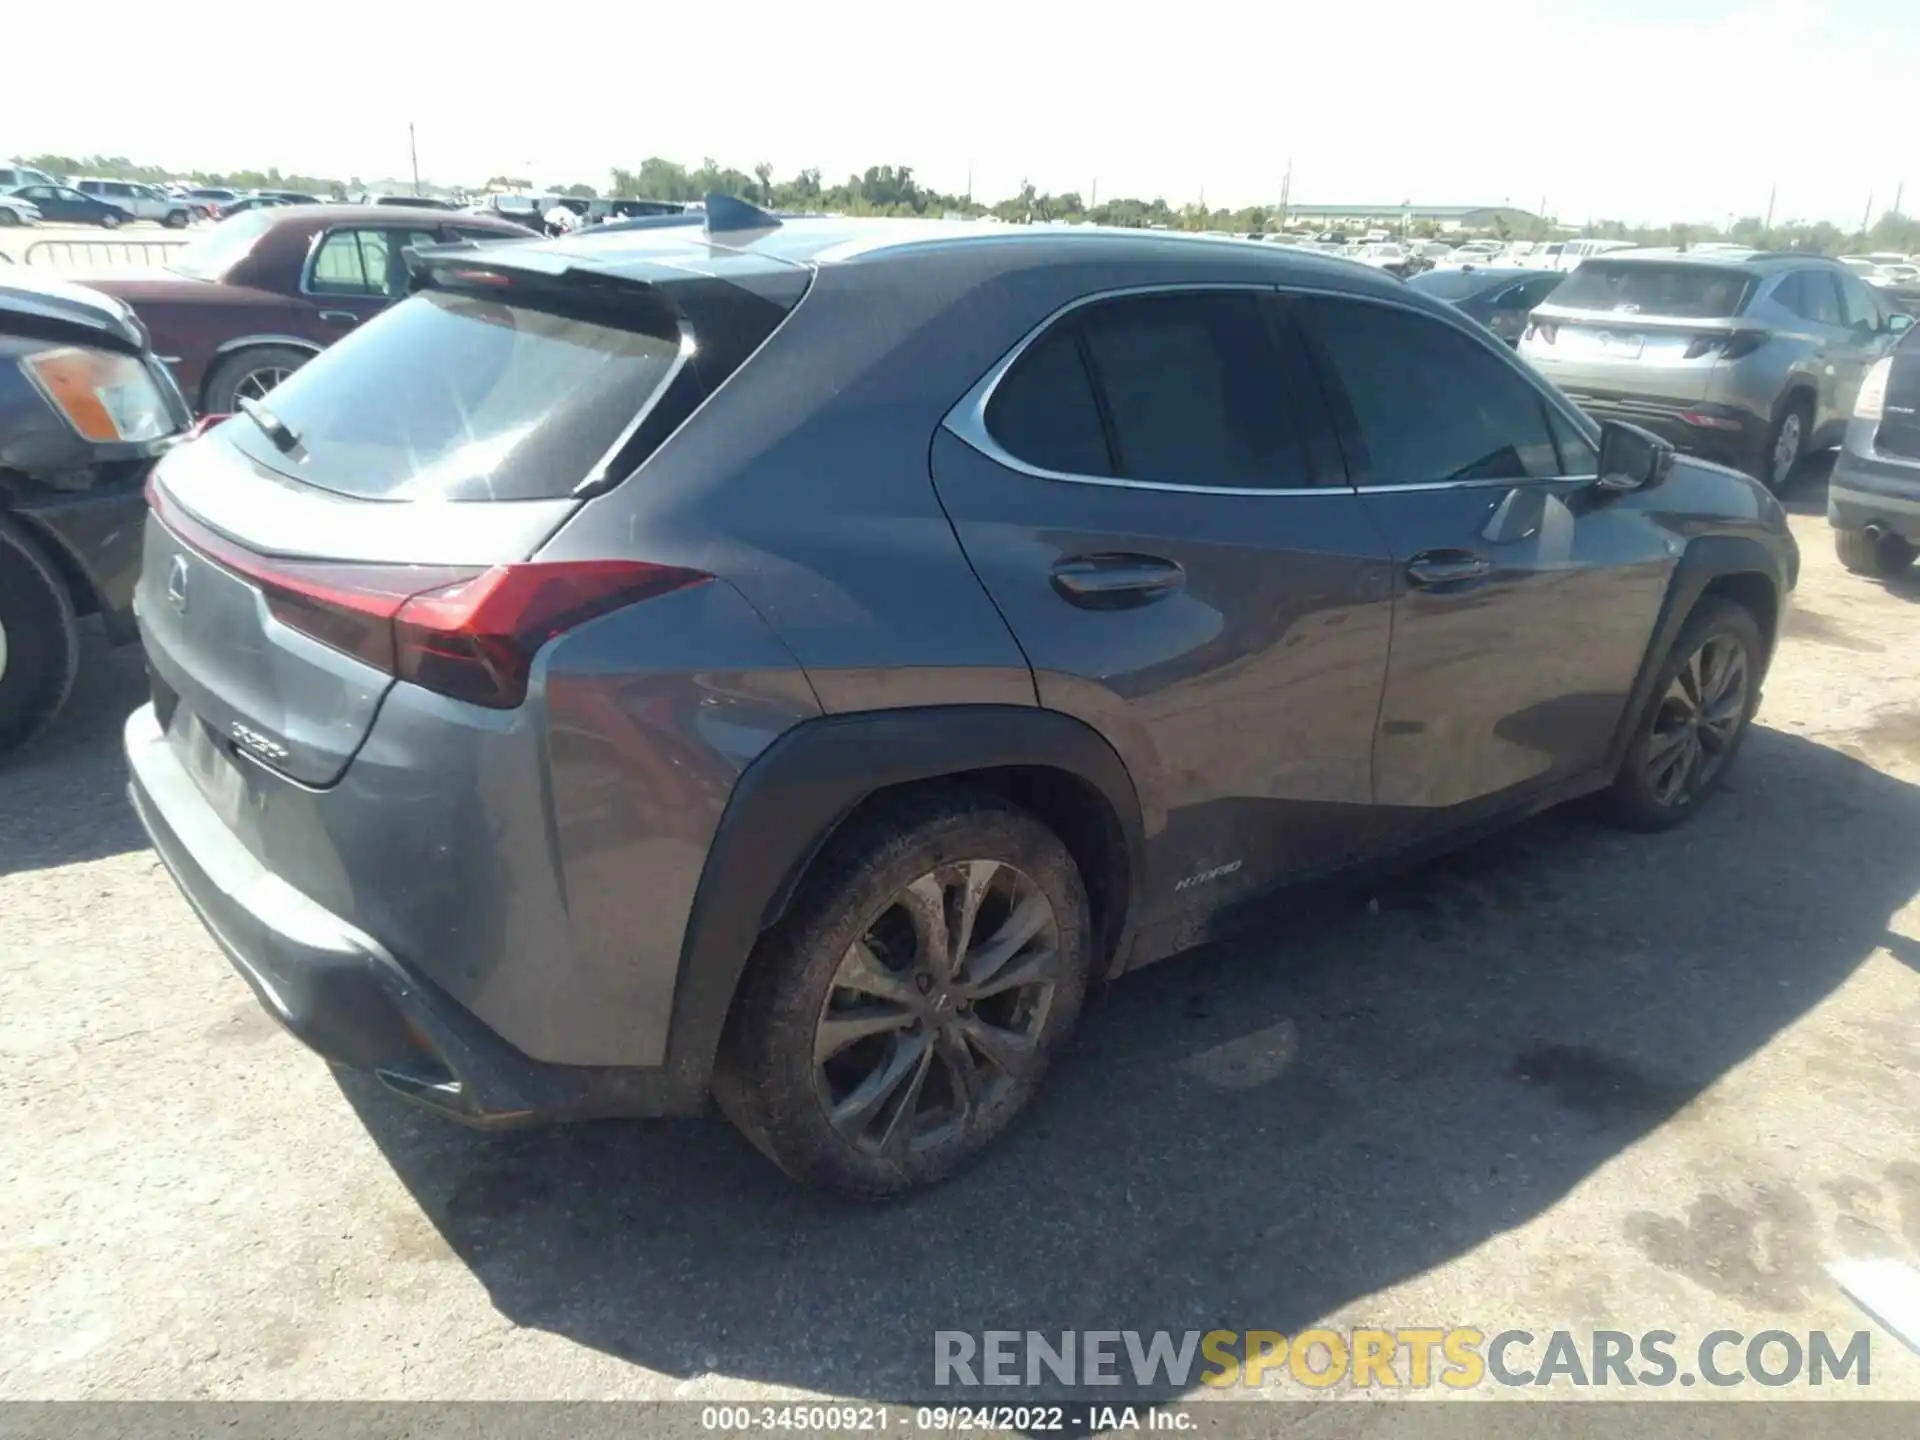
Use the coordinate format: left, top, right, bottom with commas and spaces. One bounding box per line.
1520, 259, 1761, 405
139, 245, 807, 790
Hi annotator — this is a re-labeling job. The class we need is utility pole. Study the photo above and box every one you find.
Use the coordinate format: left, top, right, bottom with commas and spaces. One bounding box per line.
1091, 177, 1097, 208
1894, 180, 1905, 217
1764, 183, 1775, 232
409, 122, 420, 196
1862, 192, 1875, 241
1280, 156, 1291, 230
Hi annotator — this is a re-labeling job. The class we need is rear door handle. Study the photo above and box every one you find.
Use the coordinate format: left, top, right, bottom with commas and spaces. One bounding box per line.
1050, 554, 1185, 610
318, 310, 360, 327
1406, 550, 1492, 588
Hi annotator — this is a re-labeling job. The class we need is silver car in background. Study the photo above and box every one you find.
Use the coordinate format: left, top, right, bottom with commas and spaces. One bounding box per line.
1521, 249, 1912, 489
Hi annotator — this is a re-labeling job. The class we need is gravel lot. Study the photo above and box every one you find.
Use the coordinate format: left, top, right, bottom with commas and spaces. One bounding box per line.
2, 464, 1917, 1405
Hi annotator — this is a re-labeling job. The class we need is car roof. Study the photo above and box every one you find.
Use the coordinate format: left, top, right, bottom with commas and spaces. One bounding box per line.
496, 211, 1426, 300
1598, 246, 1833, 269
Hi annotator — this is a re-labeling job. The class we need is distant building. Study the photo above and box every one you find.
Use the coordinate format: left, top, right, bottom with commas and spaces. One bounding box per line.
1280, 203, 1540, 233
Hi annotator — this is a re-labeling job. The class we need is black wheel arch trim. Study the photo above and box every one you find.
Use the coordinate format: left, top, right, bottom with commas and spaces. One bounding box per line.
663, 704, 1148, 1096
1604, 533, 1788, 773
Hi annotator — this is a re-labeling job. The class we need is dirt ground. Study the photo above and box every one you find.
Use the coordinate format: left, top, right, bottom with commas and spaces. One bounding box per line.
2, 462, 1917, 1406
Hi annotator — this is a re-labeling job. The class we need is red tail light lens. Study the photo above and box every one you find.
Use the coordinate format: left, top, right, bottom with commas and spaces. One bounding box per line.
1718, 330, 1768, 361
391, 562, 709, 707
147, 481, 708, 708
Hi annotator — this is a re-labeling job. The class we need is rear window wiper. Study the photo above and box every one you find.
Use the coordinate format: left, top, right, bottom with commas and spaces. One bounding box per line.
235, 395, 301, 453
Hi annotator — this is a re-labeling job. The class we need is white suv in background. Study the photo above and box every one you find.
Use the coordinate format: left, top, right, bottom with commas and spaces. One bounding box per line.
73, 179, 195, 228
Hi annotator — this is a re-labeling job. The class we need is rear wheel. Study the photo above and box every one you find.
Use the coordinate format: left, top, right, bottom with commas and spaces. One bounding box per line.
1759, 394, 1810, 492
0, 518, 81, 761
202, 345, 311, 413
1834, 525, 1917, 576
0, 209, 18, 228
1596, 597, 1762, 832
162, 209, 188, 230
98, 210, 122, 230
714, 792, 1090, 1198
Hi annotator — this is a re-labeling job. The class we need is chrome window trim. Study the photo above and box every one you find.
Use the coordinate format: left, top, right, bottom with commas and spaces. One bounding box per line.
943, 278, 1600, 495
1353, 474, 1598, 494
941, 281, 1343, 497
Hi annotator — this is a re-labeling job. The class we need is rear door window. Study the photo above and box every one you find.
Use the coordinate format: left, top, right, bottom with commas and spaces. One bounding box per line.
984, 324, 1112, 477
1549, 262, 1756, 319
1777, 271, 1844, 327
309, 229, 406, 296
224, 288, 687, 501
1299, 296, 1564, 485
1075, 291, 1314, 489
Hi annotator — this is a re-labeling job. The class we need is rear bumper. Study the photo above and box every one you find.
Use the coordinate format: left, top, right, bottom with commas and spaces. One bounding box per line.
1830, 425, 1920, 543
124, 703, 706, 1125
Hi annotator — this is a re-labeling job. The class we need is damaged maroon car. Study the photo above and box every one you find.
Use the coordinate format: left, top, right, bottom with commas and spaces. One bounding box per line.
85, 205, 530, 413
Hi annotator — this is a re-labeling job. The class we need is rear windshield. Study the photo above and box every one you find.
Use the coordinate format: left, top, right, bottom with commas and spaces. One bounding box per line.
1547, 261, 1755, 319
224, 289, 683, 500
167, 209, 278, 280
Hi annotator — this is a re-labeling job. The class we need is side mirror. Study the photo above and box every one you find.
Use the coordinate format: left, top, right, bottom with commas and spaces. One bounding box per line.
1596, 420, 1675, 493
1889, 313, 1915, 335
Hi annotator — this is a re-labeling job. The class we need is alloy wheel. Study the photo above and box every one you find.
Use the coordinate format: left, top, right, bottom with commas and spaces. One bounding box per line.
1645, 633, 1750, 807
234, 367, 292, 403
812, 859, 1061, 1157
1770, 411, 1802, 489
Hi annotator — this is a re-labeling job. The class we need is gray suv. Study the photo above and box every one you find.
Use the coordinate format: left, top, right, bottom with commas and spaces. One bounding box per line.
127, 206, 1797, 1197
1521, 249, 1913, 490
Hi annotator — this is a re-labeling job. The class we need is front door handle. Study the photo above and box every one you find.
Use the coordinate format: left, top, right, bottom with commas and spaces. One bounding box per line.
1051, 554, 1185, 610
318, 310, 360, 327
1406, 550, 1492, 588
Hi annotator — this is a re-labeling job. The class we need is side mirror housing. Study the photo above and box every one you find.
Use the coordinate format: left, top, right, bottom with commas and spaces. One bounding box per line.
1596, 420, 1675, 492
1889, 313, 1915, 335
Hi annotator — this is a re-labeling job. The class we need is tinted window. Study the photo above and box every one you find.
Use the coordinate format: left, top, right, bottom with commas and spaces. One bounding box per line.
1076, 291, 1311, 489
1549, 261, 1755, 319
224, 288, 685, 501
1835, 270, 1885, 330
984, 324, 1112, 476
1776, 271, 1843, 326
1302, 297, 1563, 484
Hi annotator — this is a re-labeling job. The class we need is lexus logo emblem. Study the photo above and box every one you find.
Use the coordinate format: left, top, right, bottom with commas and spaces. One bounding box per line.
166, 555, 190, 613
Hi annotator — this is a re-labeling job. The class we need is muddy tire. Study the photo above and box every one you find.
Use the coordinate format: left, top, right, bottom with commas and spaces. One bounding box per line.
714, 790, 1091, 1199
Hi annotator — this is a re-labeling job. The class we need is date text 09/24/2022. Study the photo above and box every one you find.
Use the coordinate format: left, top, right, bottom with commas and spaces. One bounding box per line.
699, 1406, 1187, 1432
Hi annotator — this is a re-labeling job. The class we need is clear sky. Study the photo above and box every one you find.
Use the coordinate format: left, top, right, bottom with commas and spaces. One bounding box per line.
9, 0, 1912, 225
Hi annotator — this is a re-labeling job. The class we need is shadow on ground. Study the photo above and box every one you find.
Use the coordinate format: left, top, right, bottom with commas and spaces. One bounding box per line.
338, 722, 1920, 1404
0, 626, 149, 875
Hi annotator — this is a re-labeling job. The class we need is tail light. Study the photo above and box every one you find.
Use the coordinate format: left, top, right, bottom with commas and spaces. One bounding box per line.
1682, 330, 1765, 362
146, 480, 708, 708
1854, 356, 1893, 422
